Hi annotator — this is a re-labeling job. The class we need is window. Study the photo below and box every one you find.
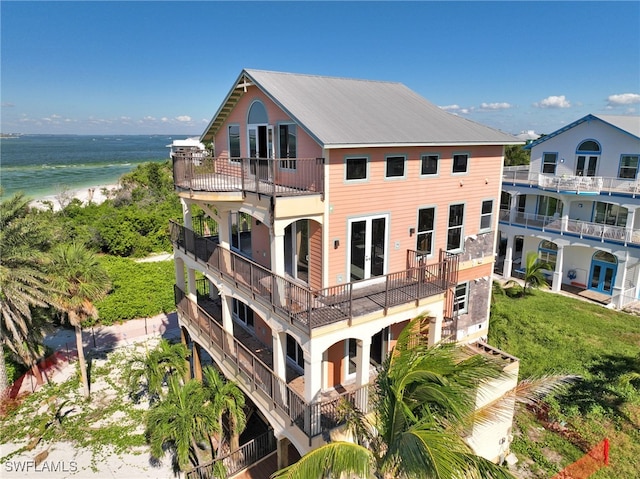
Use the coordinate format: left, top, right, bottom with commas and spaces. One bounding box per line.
416, 207, 435, 256
594, 202, 627, 227
619, 155, 639, 179
480, 200, 493, 231
385, 155, 405, 178
345, 157, 368, 181
537, 196, 562, 217
538, 240, 557, 271
452, 154, 469, 174
447, 203, 464, 251
228, 125, 241, 159
286, 334, 304, 370
542, 153, 557, 174
454, 282, 469, 314
230, 211, 252, 251
233, 299, 254, 329
279, 124, 297, 169
575, 140, 600, 177
421, 154, 439, 175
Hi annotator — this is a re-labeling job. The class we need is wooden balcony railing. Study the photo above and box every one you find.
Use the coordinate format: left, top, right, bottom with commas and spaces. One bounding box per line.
185, 429, 277, 479
175, 286, 372, 440
170, 221, 458, 334
172, 154, 324, 197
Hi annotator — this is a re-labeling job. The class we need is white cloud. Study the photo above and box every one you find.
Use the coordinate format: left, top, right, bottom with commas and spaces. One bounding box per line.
1, 102, 15, 108
533, 95, 571, 109
606, 93, 640, 107
175, 115, 192, 122
439, 104, 471, 115
478, 102, 512, 111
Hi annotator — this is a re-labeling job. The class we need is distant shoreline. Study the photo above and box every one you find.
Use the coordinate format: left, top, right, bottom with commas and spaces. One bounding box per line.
29, 183, 121, 211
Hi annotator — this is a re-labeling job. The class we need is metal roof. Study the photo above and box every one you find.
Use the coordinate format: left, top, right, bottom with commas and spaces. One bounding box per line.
201, 69, 521, 148
525, 114, 640, 149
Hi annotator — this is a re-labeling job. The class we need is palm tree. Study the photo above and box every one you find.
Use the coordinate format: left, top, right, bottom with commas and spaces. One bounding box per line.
507, 251, 552, 296
48, 242, 111, 399
0, 194, 56, 394
202, 365, 247, 453
273, 316, 570, 479
126, 338, 190, 404
147, 376, 220, 472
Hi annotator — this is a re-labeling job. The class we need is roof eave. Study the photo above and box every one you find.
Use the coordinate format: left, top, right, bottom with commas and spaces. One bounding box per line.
324, 140, 524, 149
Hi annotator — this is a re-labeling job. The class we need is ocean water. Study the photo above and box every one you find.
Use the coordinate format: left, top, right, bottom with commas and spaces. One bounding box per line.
0, 134, 180, 200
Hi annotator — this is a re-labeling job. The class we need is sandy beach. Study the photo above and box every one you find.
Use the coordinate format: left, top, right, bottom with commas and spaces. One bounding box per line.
29, 184, 121, 212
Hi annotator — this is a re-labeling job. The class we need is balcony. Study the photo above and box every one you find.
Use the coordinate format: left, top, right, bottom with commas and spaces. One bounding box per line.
172, 154, 324, 198
499, 209, 640, 245
502, 166, 640, 196
175, 285, 372, 440
170, 221, 458, 335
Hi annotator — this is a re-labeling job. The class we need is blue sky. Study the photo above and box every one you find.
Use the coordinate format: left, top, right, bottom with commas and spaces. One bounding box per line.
1, 1, 638, 137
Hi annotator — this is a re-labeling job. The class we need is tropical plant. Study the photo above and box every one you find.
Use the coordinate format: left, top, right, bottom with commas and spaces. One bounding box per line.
147, 377, 220, 472
202, 365, 247, 454
126, 338, 190, 404
273, 316, 572, 479
0, 193, 56, 393
507, 251, 552, 296
48, 242, 111, 399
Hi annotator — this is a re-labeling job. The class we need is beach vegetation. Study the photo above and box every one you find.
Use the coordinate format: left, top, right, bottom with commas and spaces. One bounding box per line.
490, 290, 640, 478
48, 243, 111, 399
0, 193, 58, 394
274, 316, 570, 479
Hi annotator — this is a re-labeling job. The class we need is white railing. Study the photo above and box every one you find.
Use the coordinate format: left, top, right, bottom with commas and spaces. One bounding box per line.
499, 209, 639, 245
502, 168, 640, 196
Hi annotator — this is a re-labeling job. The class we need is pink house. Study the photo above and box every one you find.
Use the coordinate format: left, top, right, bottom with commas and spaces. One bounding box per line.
171, 69, 522, 470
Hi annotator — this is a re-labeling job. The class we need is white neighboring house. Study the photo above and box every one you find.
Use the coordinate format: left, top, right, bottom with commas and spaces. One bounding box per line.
168, 137, 207, 165
500, 114, 640, 308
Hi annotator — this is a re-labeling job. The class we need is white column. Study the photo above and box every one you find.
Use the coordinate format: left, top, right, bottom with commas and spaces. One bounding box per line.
218, 210, 231, 249
428, 312, 443, 345
552, 245, 564, 292
508, 193, 518, 224
614, 254, 628, 309
503, 234, 514, 278
220, 293, 234, 335
270, 221, 286, 277
303, 347, 323, 403
187, 267, 197, 299
175, 256, 185, 292
182, 198, 193, 229
272, 328, 286, 381
560, 200, 569, 232
625, 207, 636, 243
355, 337, 371, 388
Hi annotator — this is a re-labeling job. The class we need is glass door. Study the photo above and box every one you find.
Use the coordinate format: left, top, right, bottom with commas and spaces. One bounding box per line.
576, 156, 598, 177
590, 262, 615, 294
248, 125, 274, 181
284, 220, 309, 283
349, 215, 387, 281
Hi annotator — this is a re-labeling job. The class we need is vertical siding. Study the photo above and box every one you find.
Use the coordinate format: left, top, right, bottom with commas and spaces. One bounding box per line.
325, 145, 504, 286
309, 220, 323, 290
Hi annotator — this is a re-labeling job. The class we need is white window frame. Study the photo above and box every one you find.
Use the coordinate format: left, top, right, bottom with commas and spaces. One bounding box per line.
385, 155, 406, 179
278, 123, 297, 170
479, 199, 494, 232
452, 153, 469, 175
416, 206, 436, 257
454, 282, 469, 314
344, 156, 369, 182
232, 298, 254, 329
286, 334, 305, 371
420, 154, 440, 176
447, 203, 465, 252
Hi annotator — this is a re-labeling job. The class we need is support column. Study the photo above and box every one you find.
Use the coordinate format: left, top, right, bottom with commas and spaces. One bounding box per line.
187, 267, 197, 300
503, 234, 514, 279
277, 437, 290, 470
218, 210, 231, 249
614, 254, 628, 309
552, 245, 564, 292
625, 207, 636, 243
304, 347, 323, 403
175, 256, 186, 292
272, 328, 287, 381
182, 199, 195, 252
560, 200, 570, 232
270, 223, 286, 277
508, 193, 519, 224
428, 311, 443, 345
192, 342, 203, 382
220, 293, 234, 335
181, 327, 192, 381
355, 336, 371, 411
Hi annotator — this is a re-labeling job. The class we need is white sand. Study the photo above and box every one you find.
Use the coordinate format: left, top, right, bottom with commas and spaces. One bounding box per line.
29, 184, 121, 212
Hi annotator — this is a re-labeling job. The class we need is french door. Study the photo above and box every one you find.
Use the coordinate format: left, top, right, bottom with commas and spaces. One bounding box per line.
284, 220, 309, 283
589, 262, 615, 295
576, 155, 598, 177
349, 215, 387, 282
248, 124, 274, 181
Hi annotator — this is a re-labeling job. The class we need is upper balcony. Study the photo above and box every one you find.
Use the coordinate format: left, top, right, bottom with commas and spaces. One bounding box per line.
172, 153, 325, 199
170, 221, 458, 336
503, 166, 640, 197
499, 209, 640, 246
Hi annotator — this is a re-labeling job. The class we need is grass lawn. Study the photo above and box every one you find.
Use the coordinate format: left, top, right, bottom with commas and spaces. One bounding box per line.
489, 285, 640, 478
